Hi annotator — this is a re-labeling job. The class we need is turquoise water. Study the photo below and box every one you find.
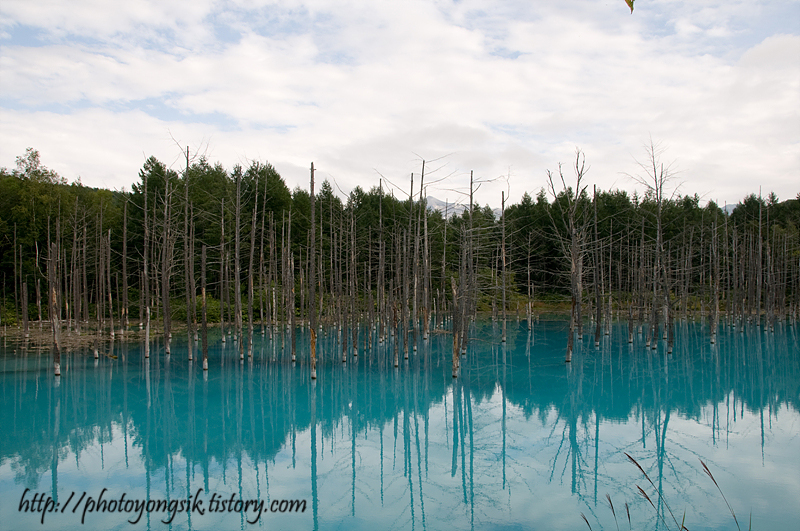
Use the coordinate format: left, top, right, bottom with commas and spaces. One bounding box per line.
1, 319, 798, 531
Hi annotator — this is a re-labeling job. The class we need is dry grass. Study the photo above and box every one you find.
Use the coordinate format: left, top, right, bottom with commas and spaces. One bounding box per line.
623, 453, 748, 531
583, 454, 749, 530
3, 322, 153, 351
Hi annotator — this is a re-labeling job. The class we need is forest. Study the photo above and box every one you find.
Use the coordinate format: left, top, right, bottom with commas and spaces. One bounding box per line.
1, 147, 799, 374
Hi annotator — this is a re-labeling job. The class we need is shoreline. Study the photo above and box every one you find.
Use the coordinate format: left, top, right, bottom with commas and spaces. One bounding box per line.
2, 306, 573, 352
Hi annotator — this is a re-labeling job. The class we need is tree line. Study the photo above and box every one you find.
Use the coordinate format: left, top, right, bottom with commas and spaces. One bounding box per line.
1, 147, 798, 374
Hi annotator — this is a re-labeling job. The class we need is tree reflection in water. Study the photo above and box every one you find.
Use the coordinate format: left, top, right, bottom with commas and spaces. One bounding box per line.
1, 320, 798, 530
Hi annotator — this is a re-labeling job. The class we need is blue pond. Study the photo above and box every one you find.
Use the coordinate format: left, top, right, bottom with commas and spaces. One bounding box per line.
1, 319, 798, 530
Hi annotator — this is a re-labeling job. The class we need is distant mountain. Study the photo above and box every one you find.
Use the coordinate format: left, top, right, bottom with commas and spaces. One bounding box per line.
425, 196, 468, 218
426, 196, 505, 219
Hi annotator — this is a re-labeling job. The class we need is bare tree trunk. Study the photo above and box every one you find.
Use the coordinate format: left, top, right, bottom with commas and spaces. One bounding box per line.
71, 199, 80, 334
463, 171, 475, 355
338, 217, 346, 362
288, 208, 296, 362
393, 235, 400, 367
732, 225, 740, 326
82, 224, 89, 325
122, 198, 128, 332
351, 211, 358, 357
22, 281, 29, 338
299, 245, 305, 329
234, 169, 243, 358
765, 205, 774, 331
441, 200, 448, 329
309, 163, 317, 379
402, 229, 409, 360
378, 180, 385, 342
202, 245, 208, 371
527, 233, 533, 330
756, 196, 763, 325
367, 257, 373, 351
13, 224, 18, 323
594, 186, 602, 347
259, 183, 267, 335
56, 217, 62, 326
107, 229, 115, 339
451, 276, 459, 378
269, 211, 276, 333
49, 242, 61, 375
406, 174, 413, 356
190, 210, 197, 338
423, 189, 430, 341
62, 245, 68, 333
184, 152, 193, 352
290, 251, 297, 363
248, 176, 258, 358
501, 191, 507, 343
220, 199, 226, 343
161, 179, 172, 354
37, 278, 43, 332
318, 209, 324, 327
97, 211, 104, 335
685, 226, 694, 320
282, 210, 288, 355
412, 164, 424, 349
546, 152, 590, 363
151, 197, 160, 327
607, 220, 613, 336
711, 213, 720, 344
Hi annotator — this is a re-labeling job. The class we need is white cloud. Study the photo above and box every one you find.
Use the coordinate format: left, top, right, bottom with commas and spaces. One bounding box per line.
0, 0, 797, 206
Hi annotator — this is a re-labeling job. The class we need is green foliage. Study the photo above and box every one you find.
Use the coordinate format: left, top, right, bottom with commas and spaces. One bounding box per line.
0, 297, 18, 326
1, 147, 797, 326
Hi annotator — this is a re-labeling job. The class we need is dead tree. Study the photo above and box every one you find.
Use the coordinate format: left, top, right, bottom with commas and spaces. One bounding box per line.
201, 245, 208, 370
501, 191, 507, 343
593, 186, 602, 347
122, 198, 128, 332
22, 281, 29, 338
309, 163, 317, 379
49, 242, 61, 375
220, 199, 226, 343
248, 176, 258, 357
142, 167, 151, 357
160, 178, 174, 354
626, 139, 679, 350
71, 199, 81, 335
234, 167, 243, 358
106, 229, 114, 339
547, 149, 591, 363
184, 149, 193, 353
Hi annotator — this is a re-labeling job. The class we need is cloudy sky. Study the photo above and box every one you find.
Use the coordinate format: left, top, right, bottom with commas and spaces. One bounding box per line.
1, 0, 798, 208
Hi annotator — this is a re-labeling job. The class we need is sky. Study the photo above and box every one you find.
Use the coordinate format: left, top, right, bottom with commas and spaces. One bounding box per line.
1, 0, 798, 209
